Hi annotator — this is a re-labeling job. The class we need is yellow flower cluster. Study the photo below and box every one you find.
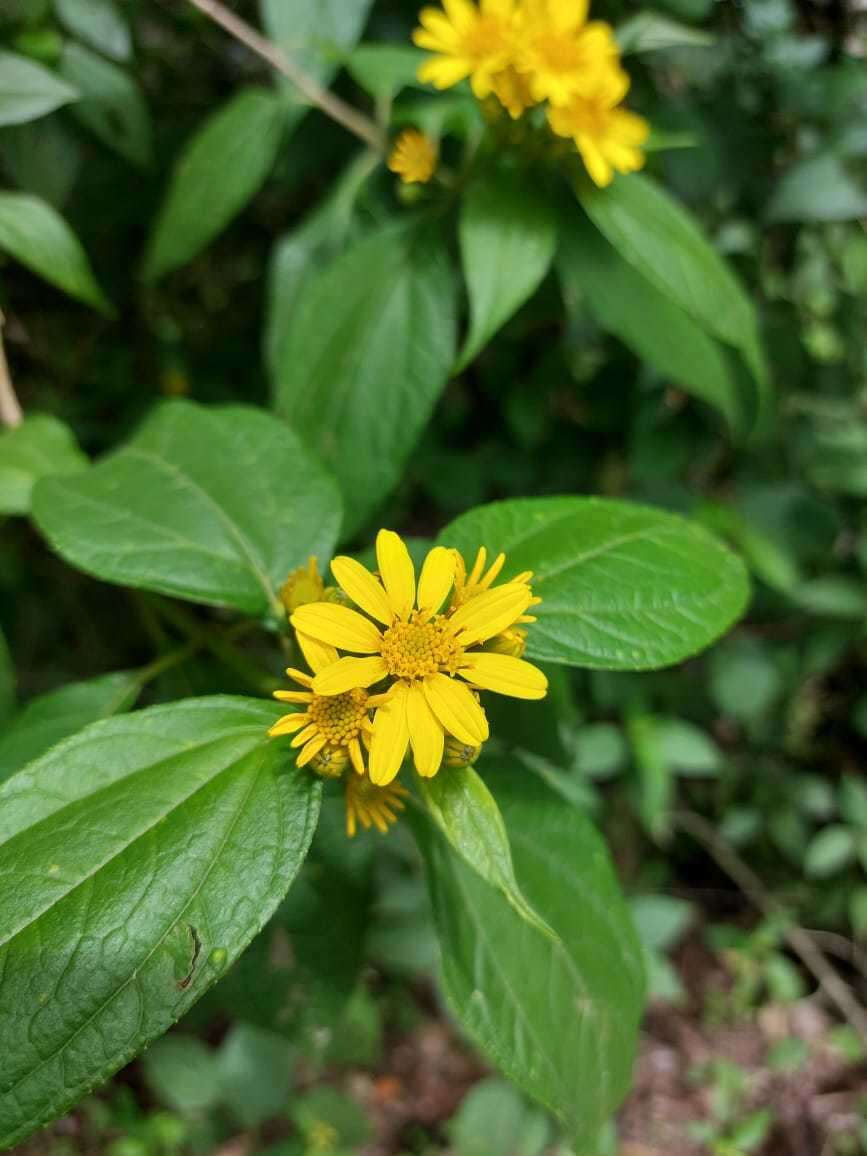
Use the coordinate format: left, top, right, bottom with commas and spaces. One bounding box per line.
413, 0, 649, 187
269, 531, 548, 837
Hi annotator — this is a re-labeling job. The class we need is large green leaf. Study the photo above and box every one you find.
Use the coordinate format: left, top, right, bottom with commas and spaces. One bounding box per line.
768, 152, 867, 223
32, 401, 342, 617
418, 766, 551, 936
558, 208, 745, 434
274, 224, 456, 536
142, 88, 285, 282
59, 43, 151, 168
0, 696, 321, 1148
0, 414, 88, 516
0, 51, 78, 127
260, 0, 373, 89
415, 759, 644, 1146
0, 671, 141, 784
578, 174, 758, 360
438, 496, 750, 669
0, 192, 110, 312
456, 169, 558, 371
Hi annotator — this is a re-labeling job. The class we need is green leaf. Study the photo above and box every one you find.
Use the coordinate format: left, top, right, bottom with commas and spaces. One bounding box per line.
438, 497, 750, 670
457, 170, 557, 371
804, 825, 855, 878
558, 209, 745, 433
414, 759, 644, 1146
655, 717, 722, 776
260, 0, 373, 89
768, 152, 867, 224
274, 224, 456, 536
0, 670, 141, 784
264, 151, 376, 384
346, 43, 426, 101
0, 116, 82, 208
142, 1035, 222, 1114
59, 43, 151, 168
54, 0, 131, 62
617, 11, 714, 53
629, 895, 693, 951
143, 88, 285, 282
216, 1023, 295, 1128
626, 711, 673, 838
449, 1078, 551, 1156
709, 637, 781, 721
0, 192, 111, 312
0, 50, 78, 127
0, 413, 88, 516
578, 174, 760, 372
32, 400, 342, 616
0, 696, 321, 1149
418, 766, 552, 937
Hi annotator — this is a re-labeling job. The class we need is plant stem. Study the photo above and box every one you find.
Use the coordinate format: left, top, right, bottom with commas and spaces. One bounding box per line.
673, 809, 867, 1052
184, 0, 386, 154
0, 311, 23, 428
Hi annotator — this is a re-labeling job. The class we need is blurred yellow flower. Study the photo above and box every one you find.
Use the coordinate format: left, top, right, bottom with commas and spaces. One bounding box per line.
388, 128, 438, 184
345, 773, 409, 837
279, 556, 325, 614
291, 530, 548, 786
414, 0, 519, 101
548, 67, 649, 187
516, 0, 619, 107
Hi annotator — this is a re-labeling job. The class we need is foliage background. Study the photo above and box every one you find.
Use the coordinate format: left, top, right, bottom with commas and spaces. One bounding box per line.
1, 0, 867, 1153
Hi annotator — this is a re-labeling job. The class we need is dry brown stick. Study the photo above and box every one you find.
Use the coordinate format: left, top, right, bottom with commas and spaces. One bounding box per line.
673, 809, 867, 1053
0, 311, 23, 428
184, 0, 386, 154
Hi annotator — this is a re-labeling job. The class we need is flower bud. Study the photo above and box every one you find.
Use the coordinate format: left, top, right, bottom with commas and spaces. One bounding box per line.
444, 737, 482, 768
309, 744, 349, 779
486, 627, 527, 658
279, 557, 325, 614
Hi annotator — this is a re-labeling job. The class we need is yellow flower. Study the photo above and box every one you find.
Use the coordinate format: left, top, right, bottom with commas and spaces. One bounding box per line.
291, 530, 548, 786
450, 545, 539, 616
269, 634, 391, 774
345, 773, 409, 837
388, 128, 438, 184
444, 735, 483, 767
547, 66, 649, 188
516, 0, 619, 107
414, 0, 519, 101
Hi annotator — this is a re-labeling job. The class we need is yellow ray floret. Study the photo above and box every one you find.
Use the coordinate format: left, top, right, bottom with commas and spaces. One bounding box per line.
291, 530, 548, 786
547, 65, 649, 187
388, 129, 438, 184
414, 0, 519, 101
345, 773, 410, 837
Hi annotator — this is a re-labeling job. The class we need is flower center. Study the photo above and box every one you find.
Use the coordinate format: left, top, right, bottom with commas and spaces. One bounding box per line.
535, 34, 583, 74
380, 615, 465, 681
308, 689, 368, 744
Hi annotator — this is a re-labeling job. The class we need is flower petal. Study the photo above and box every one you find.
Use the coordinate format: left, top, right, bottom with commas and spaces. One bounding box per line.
423, 673, 489, 746
449, 582, 533, 646
273, 690, 314, 704
459, 652, 548, 700
312, 655, 388, 696
291, 603, 383, 654
406, 682, 446, 777
291, 723, 320, 749
268, 712, 309, 737
369, 683, 410, 785
297, 733, 327, 767
349, 737, 365, 776
376, 529, 416, 620
297, 631, 339, 674
417, 546, 456, 616
330, 556, 394, 625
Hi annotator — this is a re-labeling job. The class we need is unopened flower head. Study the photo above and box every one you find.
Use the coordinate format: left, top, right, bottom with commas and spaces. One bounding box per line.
279, 556, 326, 615
345, 774, 409, 837
291, 530, 548, 787
388, 129, 438, 184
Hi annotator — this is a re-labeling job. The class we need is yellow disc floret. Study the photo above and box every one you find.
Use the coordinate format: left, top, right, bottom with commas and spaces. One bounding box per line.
308, 688, 369, 745
379, 614, 465, 680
